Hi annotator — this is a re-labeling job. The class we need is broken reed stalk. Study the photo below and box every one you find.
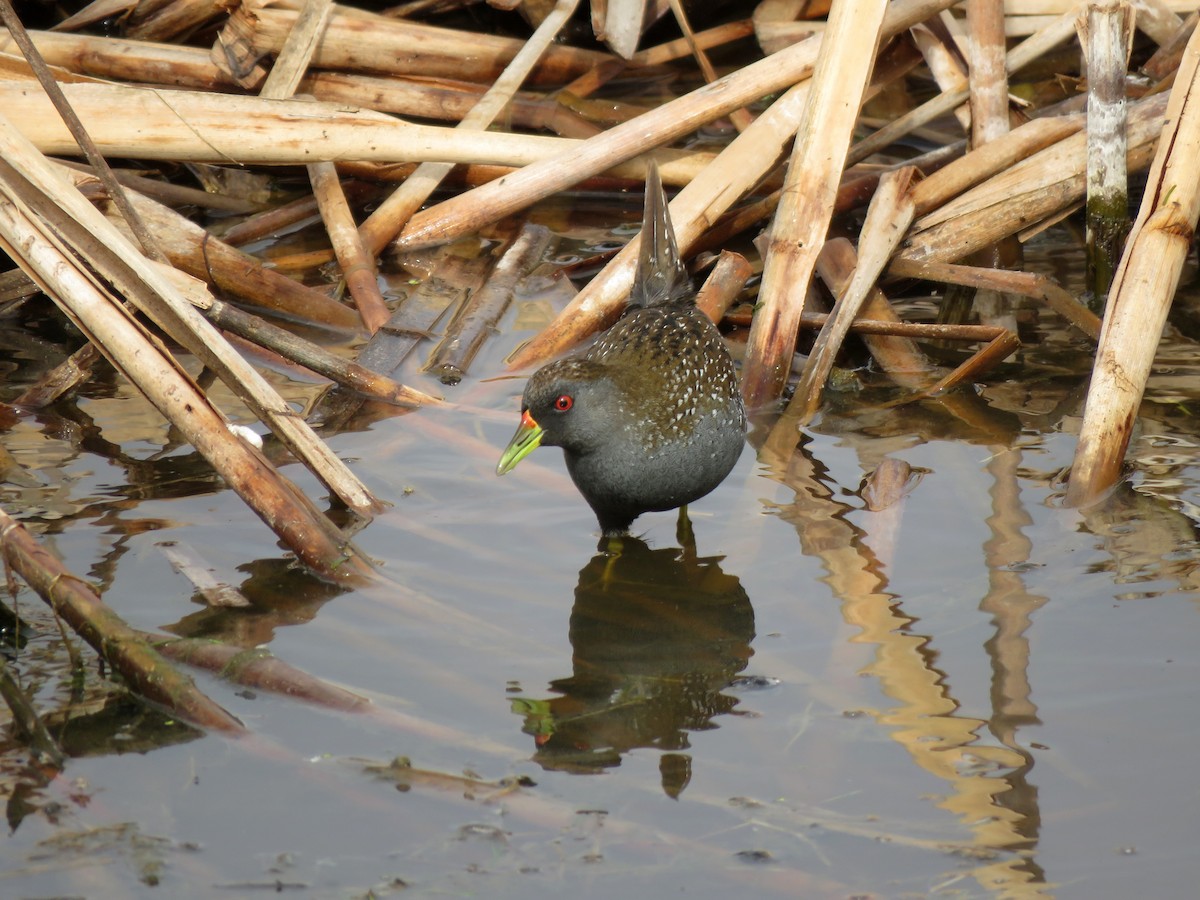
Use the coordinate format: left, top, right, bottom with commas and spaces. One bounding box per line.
0, 507, 245, 735
968, 0, 1013, 147
0, 118, 373, 580
694, 251, 754, 323
254, 0, 390, 334
1067, 24, 1200, 506
308, 162, 390, 332
359, 0, 580, 256
395, 0, 959, 253
159, 542, 251, 608
787, 167, 918, 423
814, 238, 930, 385
13, 342, 103, 408
1082, 0, 1133, 304
742, 0, 888, 408
426, 224, 554, 384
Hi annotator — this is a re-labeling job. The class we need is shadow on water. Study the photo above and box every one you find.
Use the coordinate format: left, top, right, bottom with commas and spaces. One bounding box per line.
164, 557, 351, 646
512, 518, 754, 798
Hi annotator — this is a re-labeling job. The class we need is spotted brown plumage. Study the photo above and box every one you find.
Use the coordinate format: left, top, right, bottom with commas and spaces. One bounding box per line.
497, 163, 745, 536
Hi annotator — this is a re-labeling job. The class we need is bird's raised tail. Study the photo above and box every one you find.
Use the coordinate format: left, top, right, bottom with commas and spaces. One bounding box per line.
629, 161, 692, 309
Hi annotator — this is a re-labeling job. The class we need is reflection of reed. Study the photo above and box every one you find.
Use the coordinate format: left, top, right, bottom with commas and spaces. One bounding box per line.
512, 529, 754, 798
758, 431, 1050, 895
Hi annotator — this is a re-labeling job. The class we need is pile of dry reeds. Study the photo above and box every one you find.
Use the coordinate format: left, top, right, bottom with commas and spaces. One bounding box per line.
0, 0, 1197, 731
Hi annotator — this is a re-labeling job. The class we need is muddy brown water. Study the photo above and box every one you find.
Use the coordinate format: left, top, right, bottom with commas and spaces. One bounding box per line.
2, 227, 1199, 898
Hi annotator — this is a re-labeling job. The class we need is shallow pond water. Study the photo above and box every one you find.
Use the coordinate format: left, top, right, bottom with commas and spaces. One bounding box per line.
2, 229, 1200, 899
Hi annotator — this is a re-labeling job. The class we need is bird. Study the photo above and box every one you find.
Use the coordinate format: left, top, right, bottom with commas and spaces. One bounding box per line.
496, 162, 745, 537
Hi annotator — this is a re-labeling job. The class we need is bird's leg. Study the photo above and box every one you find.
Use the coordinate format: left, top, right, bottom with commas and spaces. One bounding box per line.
676, 506, 696, 557
597, 533, 625, 587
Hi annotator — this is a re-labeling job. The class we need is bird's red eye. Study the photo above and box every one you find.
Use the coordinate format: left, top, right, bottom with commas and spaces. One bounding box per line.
553, 394, 573, 412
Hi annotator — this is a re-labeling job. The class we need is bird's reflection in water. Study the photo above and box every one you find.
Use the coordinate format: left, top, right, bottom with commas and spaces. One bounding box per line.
512, 520, 754, 798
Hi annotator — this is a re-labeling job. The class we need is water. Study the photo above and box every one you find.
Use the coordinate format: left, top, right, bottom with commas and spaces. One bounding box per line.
2, 234, 1200, 898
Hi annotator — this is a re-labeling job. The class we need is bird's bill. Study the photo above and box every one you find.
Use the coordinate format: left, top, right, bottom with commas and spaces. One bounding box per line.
496, 410, 544, 475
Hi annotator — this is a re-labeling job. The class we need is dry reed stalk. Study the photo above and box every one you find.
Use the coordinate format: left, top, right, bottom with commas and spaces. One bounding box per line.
742, 0, 888, 407
395, 0, 959, 253
0, 187, 370, 578
227, 0, 605, 83
359, 0, 580, 256
260, 0, 332, 96
309, 163, 390, 331
255, 0, 390, 334
56, 159, 262, 213
901, 91, 1168, 263
1067, 23, 1200, 504
127, 0, 222, 42
968, 0, 1014, 147
1006, 0, 1191, 11
753, 0, 827, 54
0, 28, 240, 88
0, 0, 165, 270
910, 19, 972, 132
887, 258, 1102, 339
217, 188, 353, 247
918, 326, 1020, 391
910, 113, 1085, 216
0, 81, 563, 164
787, 167, 919, 423
2, 25, 595, 133
426, 224, 553, 384
204, 299, 440, 407
505, 0, 960, 371
1081, 0, 1133, 300
694, 251, 753, 322
302, 70, 594, 131
504, 80, 811, 370
627, 18, 755, 66
965, 0, 1023, 332
666, 0, 754, 132
72, 169, 363, 331
0, 81, 711, 183
598, 0, 651, 58
0, 508, 246, 734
